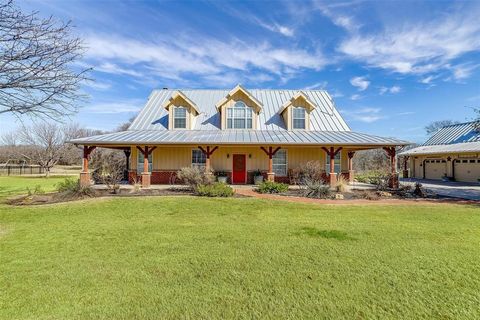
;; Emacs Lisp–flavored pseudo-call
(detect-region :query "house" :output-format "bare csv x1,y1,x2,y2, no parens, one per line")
70,85,408,187
399,121,480,182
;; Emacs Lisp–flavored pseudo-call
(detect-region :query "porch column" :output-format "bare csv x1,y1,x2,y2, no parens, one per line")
123,149,131,182
383,147,398,188
198,146,218,174
347,151,355,184
322,146,342,186
403,156,409,178
136,146,156,188
80,146,96,187
261,146,281,182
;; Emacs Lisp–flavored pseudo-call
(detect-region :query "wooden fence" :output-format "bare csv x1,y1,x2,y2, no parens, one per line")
0,165,44,176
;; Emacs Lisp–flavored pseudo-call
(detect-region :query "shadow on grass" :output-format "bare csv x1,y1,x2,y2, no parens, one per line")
298,227,356,241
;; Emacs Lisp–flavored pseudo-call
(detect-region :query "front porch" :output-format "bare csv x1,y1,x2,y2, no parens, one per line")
78,144,399,188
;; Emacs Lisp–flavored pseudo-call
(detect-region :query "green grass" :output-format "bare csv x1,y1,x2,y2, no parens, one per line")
0,177,479,319
0,176,69,200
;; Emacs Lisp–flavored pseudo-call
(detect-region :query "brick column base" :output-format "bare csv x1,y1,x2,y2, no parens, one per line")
329,173,337,186
389,173,399,189
79,172,91,187
267,172,275,182
348,170,355,184
402,169,409,178
141,172,151,188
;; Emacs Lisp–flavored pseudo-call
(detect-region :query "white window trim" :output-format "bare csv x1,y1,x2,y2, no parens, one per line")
173,106,188,130
273,149,288,176
325,152,341,174
226,100,253,129
292,107,306,130
137,151,153,174
191,148,206,169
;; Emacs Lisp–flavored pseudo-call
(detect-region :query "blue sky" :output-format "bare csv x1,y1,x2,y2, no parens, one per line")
2,0,480,143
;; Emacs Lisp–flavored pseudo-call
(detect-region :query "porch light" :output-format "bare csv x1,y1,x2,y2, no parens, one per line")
227,153,230,158
249,154,252,158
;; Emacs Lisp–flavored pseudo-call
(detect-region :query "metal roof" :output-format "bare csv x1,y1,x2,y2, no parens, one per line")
70,129,408,146
129,88,351,131
423,121,480,145
399,121,480,155
399,141,480,156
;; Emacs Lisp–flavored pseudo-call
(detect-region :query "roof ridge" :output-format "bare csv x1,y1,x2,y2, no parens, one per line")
152,88,328,92
442,120,480,128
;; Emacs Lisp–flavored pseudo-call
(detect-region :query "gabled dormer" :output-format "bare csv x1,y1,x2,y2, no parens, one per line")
278,91,316,130
215,85,263,130
163,90,200,130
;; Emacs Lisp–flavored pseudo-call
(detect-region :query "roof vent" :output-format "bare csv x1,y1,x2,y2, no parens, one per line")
162,87,168,90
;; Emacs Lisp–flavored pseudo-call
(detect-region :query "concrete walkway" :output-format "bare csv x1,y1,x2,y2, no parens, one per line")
400,178,480,201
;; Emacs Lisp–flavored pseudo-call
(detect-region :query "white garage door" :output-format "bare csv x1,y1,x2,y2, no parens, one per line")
454,159,480,183
425,159,447,180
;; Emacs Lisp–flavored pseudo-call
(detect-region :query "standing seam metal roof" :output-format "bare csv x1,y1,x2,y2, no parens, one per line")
128,89,350,132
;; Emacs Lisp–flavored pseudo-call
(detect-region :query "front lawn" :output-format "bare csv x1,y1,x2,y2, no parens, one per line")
0,175,69,200
0,180,479,319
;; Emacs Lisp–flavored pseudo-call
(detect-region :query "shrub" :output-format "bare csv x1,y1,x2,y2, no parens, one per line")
177,167,214,190
291,161,325,185
336,175,348,192
196,182,234,197
303,179,331,199
257,181,289,194
355,170,387,184
413,182,425,197
56,178,95,197
27,184,45,196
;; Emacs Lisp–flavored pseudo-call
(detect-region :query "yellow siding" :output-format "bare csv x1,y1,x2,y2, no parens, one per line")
128,145,352,173
220,90,259,130
167,95,197,130
280,98,312,130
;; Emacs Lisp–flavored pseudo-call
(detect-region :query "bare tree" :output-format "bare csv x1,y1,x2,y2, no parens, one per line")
114,115,136,132
425,120,459,135
91,150,125,193
0,0,90,119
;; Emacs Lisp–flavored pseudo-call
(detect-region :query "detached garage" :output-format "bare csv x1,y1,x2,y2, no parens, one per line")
400,121,480,183
425,159,447,180
454,159,480,183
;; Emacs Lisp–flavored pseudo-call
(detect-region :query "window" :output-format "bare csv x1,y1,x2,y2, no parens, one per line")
273,150,287,176
137,152,152,174
227,101,253,129
192,149,206,169
292,107,306,129
174,107,187,129
326,152,341,174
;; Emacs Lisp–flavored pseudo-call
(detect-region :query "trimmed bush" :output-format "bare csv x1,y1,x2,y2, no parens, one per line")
257,181,289,194
55,178,95,197
303,179,331,199
196,182,234,197
177,167,214,190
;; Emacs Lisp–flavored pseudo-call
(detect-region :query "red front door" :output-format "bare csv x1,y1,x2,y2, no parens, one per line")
232,154,246,184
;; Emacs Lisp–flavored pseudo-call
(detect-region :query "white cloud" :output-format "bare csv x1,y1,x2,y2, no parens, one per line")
350,76,370,91
342,107,383,122
338,9,480,80
379,85,401,94
450,63,479,80
83,80,112,91
83,99,144,114
84,34,326,85
257,21,295,37
420,75,436,84
350,94,362,100
303,81,328,90
314,1,360,32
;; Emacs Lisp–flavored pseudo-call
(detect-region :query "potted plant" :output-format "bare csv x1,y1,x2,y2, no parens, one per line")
253,169,264,185
216,171,228,184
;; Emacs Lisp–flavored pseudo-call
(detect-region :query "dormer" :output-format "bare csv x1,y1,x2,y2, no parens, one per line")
163,90,200,130
215,85,263,130
278,91,316,130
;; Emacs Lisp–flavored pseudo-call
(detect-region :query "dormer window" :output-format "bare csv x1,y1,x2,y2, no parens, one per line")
227,101,253,129
173,107,187,129
292,107,306,129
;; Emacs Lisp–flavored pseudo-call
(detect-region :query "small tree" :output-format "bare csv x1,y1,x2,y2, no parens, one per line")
94,152,125,194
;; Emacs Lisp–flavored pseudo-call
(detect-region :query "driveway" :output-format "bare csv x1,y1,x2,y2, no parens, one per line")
400,178,480,201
